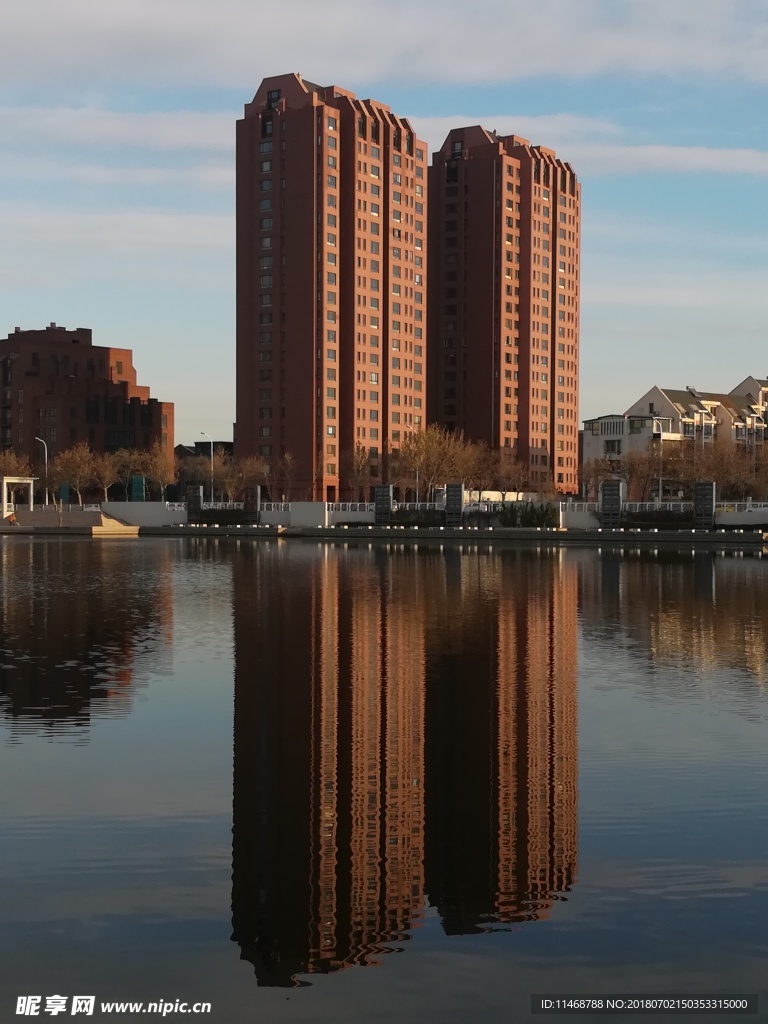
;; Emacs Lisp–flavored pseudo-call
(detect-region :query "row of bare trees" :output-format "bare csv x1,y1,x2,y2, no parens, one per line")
343,426,532,501
583,438,768,502
0,444,293,505
0,443,175,504
2,428,536,506
183,450,283,502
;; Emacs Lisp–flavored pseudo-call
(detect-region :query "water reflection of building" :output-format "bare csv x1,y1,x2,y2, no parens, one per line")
231,545,426,986
578,550,768,687
0,541,173,735
231,544,579,985
424,549,578,933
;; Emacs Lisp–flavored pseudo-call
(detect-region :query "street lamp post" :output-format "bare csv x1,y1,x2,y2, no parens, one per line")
201,432,214,504
34,436,48,506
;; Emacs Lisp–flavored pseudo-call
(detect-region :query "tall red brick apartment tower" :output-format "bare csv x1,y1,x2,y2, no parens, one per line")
236,74,428,500
428,128,580,493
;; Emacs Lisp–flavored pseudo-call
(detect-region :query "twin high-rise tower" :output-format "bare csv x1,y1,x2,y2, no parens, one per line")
236,73,581,498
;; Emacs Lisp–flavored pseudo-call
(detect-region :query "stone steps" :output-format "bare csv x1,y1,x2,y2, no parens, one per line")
1,509,139,537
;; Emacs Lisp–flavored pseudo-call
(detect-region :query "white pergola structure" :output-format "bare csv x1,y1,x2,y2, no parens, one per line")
2,476,36,516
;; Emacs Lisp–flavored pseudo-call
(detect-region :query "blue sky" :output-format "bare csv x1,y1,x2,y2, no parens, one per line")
2,0,768,441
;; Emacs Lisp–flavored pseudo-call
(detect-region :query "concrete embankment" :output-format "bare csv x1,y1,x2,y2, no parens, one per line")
3,517,764,549
137,524,768,550
0,510,139,537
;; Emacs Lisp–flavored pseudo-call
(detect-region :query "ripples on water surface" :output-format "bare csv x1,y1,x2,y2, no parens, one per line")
1,538,767,1022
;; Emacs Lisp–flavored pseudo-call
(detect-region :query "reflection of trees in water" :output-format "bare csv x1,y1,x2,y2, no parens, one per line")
578,550,768,688
0,541,173,733
231,544,579,987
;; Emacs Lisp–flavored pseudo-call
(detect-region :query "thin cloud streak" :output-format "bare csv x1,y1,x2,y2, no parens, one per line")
4,108,768,188
0,155,232,188
1,107,618,154
0,203,232,250
0,107,233,152
569,143,768,177
411,113,622,150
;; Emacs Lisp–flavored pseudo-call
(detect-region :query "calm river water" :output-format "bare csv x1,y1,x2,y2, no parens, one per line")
1,538,767,1023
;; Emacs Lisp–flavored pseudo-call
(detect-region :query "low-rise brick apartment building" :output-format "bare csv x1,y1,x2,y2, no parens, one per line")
1,323,173,462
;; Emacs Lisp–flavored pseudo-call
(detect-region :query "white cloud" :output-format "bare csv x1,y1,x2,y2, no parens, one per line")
0,107,233,152
0,202,231,250
410,113,621,156
5,106,767,189
0,154,232,189
568,143,768,177
2,0,768,89
414,117,768,176
585,212,768,257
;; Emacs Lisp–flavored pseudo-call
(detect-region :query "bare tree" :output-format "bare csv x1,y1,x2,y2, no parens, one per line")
0,449,33,506
144,442,176,501
420,425,462,500
50,443,95,505
471,441,497,503
612,449,655,501
236,454,269,500
210,448,237,499
581,457,615,501
395,432,422,499
496,448,528,502
0,450,32,477
343,443,370,501
453,436,477,492
115,449,149,501
276,451,296,500
91,451,120,501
